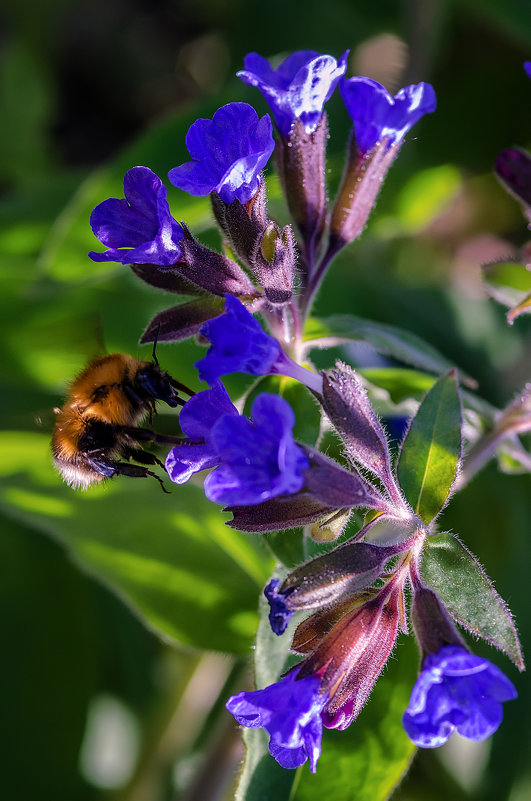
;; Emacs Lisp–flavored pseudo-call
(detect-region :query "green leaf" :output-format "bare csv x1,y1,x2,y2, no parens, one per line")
421,532,524,670
302,314,476,388
0,431,273,654
397,372,462,524
234,573,417,801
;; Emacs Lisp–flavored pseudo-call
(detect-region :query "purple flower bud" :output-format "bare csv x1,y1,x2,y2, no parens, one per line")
340,77,437,156
264,541,400,637
89,167,185,267
264,578,294,635
226,669,325,772
495,147,531,210
195,295,323,392
168,102,275,205
297,586,402,724
403,645,517,748
166,387,310,507
238,50,349,137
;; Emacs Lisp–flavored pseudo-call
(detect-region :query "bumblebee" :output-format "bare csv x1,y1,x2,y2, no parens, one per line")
52,350,192,492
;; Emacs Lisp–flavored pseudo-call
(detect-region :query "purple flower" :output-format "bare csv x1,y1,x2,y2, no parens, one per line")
403,645,517,748
524,61,531,80
340,77,437,156
166,386,310,506
264,578,294,635
195,295,323,393
195,294,281,384
168,102,274,205
165,382,238,484
89,167,184,267
238,50,349,137
226,669,325,772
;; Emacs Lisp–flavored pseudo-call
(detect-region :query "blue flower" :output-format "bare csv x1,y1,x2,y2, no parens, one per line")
340,77,437,156
195,295,323,393
168,102,274,205
195,295,282,384
525,61,531,80
166,386,310,506
264,578,294,635
165,382,238,484
204,393,310,506
238,50,349,137
402,645,517,748
226,669,325,772
89,167,184,267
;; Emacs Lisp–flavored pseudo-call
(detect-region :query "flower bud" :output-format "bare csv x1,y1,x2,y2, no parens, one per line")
264,541,398,635
254,222,297,305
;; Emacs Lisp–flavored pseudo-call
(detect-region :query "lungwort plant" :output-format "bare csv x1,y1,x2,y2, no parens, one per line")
57,48,531,800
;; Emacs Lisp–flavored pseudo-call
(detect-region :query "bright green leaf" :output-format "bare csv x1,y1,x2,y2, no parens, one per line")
397,372,462,523
421,532,523,670
0,431,273,654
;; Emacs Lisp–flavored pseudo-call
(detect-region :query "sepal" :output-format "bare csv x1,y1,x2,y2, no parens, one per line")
495,147,531,212
275,115,328,268
321,363,395,492
210,181,267,270
226,492,337,532
130,262,203,295
411,586,466,660
302,445,386,510
277,541,399,611
179,223,259,298
298,586,402,718
329,134,400,254
140,296,225,344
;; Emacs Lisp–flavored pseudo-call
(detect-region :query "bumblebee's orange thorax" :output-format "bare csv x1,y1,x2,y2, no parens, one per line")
68,354,148,426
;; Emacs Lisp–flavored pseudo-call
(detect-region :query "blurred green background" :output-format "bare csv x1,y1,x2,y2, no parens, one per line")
1,1,530,799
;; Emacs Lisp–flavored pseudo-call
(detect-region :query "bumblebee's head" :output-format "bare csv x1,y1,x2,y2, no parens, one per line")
136,363,181,407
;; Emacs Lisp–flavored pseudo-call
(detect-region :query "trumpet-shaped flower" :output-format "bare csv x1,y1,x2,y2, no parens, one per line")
166,385,309,506
238,50,348,137
403,645,517,748
168,102,274,204
340,77,436,155
89,167,184,266
226,669,325,772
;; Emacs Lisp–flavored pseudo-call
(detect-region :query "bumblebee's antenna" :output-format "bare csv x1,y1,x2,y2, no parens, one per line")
151,323,161,367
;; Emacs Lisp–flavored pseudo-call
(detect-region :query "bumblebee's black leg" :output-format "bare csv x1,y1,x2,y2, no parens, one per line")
86,455,170,493
122,445,165,470
122,426,188,445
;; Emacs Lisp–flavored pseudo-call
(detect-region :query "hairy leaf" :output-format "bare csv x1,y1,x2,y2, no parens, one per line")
397,372,462,523
421,532,523,670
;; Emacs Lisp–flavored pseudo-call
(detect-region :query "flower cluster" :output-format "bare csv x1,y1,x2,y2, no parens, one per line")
83,46,522,785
